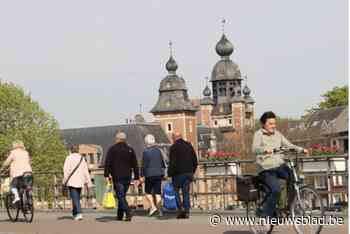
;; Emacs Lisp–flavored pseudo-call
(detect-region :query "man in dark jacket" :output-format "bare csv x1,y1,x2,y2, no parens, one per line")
104,132,140,221
168,132,198,219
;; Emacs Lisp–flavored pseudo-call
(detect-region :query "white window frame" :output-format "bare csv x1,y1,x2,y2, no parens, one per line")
315,176,327,189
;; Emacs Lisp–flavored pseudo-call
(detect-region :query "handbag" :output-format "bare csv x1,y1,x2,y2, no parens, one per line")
62,156,84,196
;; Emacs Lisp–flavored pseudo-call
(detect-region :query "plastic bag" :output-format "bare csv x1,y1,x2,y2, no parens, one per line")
163,182,177,210
102,181,116,209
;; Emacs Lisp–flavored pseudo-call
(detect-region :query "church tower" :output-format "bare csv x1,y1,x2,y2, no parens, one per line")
210,20,255,131
151,42,198,151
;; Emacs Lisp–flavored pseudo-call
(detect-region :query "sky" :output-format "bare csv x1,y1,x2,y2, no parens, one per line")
0,0,347,129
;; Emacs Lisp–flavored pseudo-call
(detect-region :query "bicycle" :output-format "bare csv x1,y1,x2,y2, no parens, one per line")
244,148,324,234
4,172,34,223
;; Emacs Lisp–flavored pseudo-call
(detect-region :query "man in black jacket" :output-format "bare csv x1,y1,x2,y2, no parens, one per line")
104,132,140,221
168,132,198,219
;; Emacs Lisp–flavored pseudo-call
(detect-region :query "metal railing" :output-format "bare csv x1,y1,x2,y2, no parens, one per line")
0,154,347,211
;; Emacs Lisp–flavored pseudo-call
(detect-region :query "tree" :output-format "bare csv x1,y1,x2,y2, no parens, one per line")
306,85,348,114
0,81,67,194
319,85,348,109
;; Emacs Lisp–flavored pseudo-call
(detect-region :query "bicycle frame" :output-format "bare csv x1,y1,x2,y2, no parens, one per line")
285,153,303,205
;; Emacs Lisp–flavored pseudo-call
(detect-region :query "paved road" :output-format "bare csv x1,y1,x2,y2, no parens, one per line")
0,211,347,234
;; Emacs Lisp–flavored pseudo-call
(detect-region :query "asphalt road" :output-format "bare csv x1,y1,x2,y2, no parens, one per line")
0,211,347,234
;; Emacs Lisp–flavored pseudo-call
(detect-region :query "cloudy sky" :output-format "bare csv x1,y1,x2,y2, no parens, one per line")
0,0,347,129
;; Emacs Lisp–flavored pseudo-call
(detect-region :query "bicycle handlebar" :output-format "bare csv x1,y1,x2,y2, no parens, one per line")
273,147,297,154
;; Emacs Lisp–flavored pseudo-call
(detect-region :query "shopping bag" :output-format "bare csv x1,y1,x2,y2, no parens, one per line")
102,181,116,209
163,182,177,210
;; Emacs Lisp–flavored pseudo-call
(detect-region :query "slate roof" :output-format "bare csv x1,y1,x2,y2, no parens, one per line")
61,123,171,167
211,33,242,82
305,106,346,129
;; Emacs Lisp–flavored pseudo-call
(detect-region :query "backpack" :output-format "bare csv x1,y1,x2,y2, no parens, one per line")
163,182,178,210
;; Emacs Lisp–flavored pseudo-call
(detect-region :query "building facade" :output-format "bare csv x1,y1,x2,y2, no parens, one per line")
151,52,198,152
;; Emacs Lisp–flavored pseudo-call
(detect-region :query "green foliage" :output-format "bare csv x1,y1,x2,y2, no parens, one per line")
319,86,348,109
0,81,67,185
306,85,348,115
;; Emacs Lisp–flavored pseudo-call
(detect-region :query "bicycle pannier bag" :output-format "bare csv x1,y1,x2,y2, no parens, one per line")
236,175,258,202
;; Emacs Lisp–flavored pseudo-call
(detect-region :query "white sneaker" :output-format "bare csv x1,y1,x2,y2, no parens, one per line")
74,214,83,221
149,207,157,216
12,197,20,204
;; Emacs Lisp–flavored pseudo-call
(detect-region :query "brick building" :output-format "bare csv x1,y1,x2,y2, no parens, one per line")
151,28,256,157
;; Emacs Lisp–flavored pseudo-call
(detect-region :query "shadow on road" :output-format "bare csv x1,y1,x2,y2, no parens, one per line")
223,231,251,234
95,216,118,223
0,218,26,223
57,216,73,220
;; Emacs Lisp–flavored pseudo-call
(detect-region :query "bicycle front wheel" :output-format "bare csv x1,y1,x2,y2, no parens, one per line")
22,191,34,223
290,186,324,234
5,193,19,222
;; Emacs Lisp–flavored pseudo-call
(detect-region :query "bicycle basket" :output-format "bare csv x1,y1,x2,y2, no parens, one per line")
236,175,258,202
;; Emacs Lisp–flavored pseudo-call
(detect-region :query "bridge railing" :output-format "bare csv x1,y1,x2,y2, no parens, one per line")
0,154,347,211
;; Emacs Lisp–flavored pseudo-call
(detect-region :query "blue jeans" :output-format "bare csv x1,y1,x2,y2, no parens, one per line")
260,164,293,217
69,187,82,216
172,174,193,212
113,177,131,216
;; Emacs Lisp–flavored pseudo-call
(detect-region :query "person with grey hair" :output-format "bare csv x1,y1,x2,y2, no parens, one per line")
140,134,166,217
1,141,33,204
104,131,140,222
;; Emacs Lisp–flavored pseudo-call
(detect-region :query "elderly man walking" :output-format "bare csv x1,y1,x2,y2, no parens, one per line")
104,132,140,221
168,132,198,219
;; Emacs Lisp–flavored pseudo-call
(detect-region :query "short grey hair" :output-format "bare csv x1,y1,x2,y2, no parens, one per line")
144,134,155,146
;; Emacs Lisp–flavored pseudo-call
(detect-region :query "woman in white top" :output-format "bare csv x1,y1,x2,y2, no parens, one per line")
1,140,32,204
63,145,92,221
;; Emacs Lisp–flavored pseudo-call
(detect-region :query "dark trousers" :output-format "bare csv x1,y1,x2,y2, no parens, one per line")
172,174,193,212
69,187,82,216
260,164,294,217
113,177,131,217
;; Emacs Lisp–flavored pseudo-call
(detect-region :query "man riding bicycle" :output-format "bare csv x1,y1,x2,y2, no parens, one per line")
0,141,33,204
252,111,308,218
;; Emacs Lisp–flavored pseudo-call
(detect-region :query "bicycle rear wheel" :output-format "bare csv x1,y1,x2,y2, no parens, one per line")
22,190,34,223
246,201,274,234
5,193,19,222
290,186,324,234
